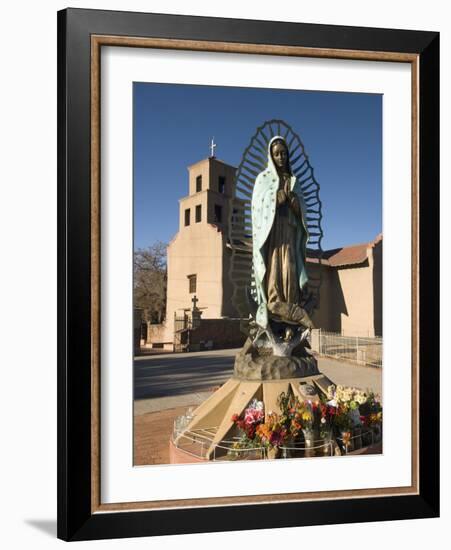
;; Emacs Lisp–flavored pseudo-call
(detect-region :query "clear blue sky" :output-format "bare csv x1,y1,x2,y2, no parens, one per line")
134,82,381,252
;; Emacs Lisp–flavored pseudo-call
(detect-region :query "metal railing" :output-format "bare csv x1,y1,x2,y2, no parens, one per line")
173,314,192,352
172,416,380,461
315,329,382,368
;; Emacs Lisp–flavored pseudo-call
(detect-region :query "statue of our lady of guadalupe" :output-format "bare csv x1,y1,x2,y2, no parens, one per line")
252,135,313,337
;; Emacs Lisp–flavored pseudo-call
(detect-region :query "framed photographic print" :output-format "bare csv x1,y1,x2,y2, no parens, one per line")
57,8,439,541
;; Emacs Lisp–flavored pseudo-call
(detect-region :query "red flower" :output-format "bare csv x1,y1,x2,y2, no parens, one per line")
235,419,245,431
269,430,285,447
246,425,256,439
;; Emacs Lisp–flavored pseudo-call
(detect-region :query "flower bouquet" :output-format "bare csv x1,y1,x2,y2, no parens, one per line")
326,385,382,452
278,392,336,457
229,399,290,459
228,385,382,460
228,399,266,459
255,412,288,459
277,392,312,457
359,391,383,444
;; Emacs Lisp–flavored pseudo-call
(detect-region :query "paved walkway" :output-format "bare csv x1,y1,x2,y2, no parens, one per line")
134,348,237,401
134,391,214,416
318,356,382,395
134,405,187,465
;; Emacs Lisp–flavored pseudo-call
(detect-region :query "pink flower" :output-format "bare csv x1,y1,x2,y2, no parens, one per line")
244,408,264,425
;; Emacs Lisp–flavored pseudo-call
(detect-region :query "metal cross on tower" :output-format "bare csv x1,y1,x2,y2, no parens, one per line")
209,137,216,158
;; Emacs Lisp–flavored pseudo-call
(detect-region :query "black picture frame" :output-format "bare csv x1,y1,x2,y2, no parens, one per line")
57,7,439,541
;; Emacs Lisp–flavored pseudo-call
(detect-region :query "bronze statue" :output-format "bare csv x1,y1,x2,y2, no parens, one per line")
229,120,322,372
251,135,313,348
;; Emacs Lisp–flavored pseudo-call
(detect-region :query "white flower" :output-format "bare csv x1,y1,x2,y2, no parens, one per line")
326,384,336,400
355,393,367,405
248,399,264,411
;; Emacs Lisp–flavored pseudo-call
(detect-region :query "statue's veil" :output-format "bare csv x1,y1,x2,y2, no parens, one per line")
228,120,323,335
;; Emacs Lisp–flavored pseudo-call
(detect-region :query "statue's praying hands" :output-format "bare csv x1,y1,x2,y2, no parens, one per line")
288,190,301,217
277,188,287,205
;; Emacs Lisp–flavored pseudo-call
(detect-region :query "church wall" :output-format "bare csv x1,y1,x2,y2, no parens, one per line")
178,190,209,230
221,243,240,318
336,260,375,337
166,223,225,327
206,191,230,227
209,161,236,195
146,323,171,347
308,262,331,330
309,262,346,333
205,161,236,229
188,160,210,196
187,319,246,350
310,256,381,337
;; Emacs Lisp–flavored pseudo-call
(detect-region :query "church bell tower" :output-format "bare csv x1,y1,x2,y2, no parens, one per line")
165,143,238,338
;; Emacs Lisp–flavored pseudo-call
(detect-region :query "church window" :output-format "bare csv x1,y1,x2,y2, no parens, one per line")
218,176,226,194
214,204,222,223
188,274,197,294
195,204,202,223
196,175,202,192
184,208,190,226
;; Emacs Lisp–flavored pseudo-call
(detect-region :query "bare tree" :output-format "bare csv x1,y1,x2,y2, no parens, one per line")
134,242,167,324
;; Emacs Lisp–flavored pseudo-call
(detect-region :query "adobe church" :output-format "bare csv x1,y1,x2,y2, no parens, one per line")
145,148,382,351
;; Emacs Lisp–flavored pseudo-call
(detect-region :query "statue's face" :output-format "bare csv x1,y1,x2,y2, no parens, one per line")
271,142,288,170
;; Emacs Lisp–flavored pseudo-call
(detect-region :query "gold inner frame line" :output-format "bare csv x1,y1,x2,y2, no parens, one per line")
90,34,420,514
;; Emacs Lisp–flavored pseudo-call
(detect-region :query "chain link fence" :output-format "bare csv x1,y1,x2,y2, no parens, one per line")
312,329,382,368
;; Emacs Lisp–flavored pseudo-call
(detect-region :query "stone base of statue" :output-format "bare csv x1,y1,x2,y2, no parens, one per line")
170,340,335,462
233,345,319,380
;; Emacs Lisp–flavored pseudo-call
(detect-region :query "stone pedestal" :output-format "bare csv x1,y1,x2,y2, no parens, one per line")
234,348,319,380
172,371,333,461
